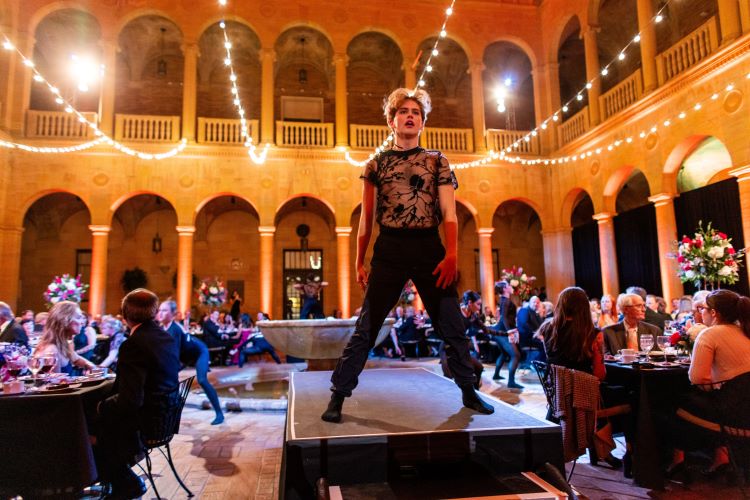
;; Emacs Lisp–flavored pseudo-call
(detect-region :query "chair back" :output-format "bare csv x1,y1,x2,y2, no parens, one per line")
715,371,750,438
532,360,558,423
140,376,194,450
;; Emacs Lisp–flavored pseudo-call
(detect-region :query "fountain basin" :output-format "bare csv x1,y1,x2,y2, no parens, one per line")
257,318,395,370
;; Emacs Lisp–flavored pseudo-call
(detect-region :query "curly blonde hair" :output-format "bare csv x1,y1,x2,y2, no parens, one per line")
383,88,432,126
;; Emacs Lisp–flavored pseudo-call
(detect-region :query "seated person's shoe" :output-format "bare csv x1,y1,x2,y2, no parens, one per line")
460,385,494,414
321,393,345,423
106,470,146,500
492,373,505,380
507,381,524,389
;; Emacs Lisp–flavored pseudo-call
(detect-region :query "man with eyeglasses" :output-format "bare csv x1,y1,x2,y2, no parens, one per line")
602,293,660,355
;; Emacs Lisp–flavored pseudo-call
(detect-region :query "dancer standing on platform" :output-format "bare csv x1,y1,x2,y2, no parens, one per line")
322,88,494,422
295,274,328,319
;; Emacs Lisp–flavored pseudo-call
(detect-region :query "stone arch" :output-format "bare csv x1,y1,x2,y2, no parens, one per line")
108,190,178,225
415,36,471,128
482,40,536,131
561,187,594,227
557,15,587,117
494,196,545,230
274,193,336,224
548,13,583,67
27,1,99,36
194,192,260,225
492,199,546,288
19,192,93,312
113,8,183,40
455,196,481,227
483,35,538,71
195,14,262,42
346,27,407,59
19,188,92,228
602,164,636,213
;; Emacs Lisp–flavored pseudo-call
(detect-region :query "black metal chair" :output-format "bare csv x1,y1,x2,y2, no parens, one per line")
532,360,557,423
137,376,195,499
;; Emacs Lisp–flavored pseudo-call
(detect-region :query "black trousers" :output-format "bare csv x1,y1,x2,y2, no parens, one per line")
330,227,476,397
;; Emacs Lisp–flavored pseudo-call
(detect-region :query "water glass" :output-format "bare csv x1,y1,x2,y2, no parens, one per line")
640,335,654,356
656,335,670,363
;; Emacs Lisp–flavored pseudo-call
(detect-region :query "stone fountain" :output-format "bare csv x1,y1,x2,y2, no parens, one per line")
257,318,395,370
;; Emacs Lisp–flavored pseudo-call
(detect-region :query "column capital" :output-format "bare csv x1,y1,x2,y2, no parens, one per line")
176,225,196,234
259,47,276,62
333,53,349,66
730,164,750,181
88,224,111,234
335,226,353,235
477,227,494,236
99,38,119,53
647,192,677,206
541,226,573,236
180,41,200,57
592,212,615,223
469,61,486,73
259,225,276,235
581,24,601,38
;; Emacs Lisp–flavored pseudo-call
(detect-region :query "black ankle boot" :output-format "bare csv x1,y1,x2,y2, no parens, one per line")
321,393,345,423
460,385,494,414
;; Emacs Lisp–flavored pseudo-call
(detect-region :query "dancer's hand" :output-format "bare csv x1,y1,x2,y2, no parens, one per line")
356,264,369,290
433,254,457,289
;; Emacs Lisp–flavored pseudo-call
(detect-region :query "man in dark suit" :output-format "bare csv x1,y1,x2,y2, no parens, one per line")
626,286,665,332
0,302,29,349
516,295,545,365
603,293,661,355
95,289,180,499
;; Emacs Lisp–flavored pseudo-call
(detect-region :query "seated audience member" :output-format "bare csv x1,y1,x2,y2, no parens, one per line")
602,293,660,355
0,302,29,348
590,298,601,325
685,290,710,340
34,311,48,333
489,280,522,389
74,314,98,361
20,318,34,340
598,294,618,329
94,289,180,499
159,300,224,425
542,301,554,319
236,317,282,366
668,290,750,477
675,295,694,321
377,308,403,359
98,316,127,369
440,291,485,390
202,310,225,348
397,306,426,358
626,286,664,331
219,314,238,338
516,295,546,364
541,287,632,472
460,292,490,357
34,301,95,375
646,294,673,327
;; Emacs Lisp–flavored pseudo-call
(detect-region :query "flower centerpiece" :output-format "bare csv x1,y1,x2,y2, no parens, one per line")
400,280,417,305
668,317,705,354
198,278,227,307
672,221,745,290
43,274,89,307
501,265,536,301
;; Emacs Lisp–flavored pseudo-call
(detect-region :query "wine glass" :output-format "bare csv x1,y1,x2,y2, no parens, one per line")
27,356,44,383
6,358,25,380
640,335,654,359
656,335,670,364
40,356,57,378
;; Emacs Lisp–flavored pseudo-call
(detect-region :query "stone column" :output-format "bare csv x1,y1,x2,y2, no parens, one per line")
181,41,199,142
4,31,34,134
88,225,110,317
404,63,416,91
593,212,620,297
336,227,352,317
636,0,659,93
98,39,118,136
541,227,575,303
0,226,24,310
648,193,683,306
469,61,486,153
740,0,750,34
176,226,195,316
531,63,560,153
477,228,495,311
718,0,743,43
582,26,602,126
730,166,750,290
259,48,276,144
334,54,349,148
259,226,275,315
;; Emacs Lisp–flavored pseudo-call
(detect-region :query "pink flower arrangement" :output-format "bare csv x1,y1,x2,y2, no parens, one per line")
672,221,745,289
501,265,536,301
43,274,88,307
198,278,226,307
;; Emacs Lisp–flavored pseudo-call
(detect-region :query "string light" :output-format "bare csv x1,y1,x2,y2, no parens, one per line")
217,10,270,164
0,32,187,159
453,0,676,169
345,0,456,167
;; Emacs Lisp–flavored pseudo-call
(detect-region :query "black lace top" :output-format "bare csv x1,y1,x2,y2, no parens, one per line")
361,147,458,228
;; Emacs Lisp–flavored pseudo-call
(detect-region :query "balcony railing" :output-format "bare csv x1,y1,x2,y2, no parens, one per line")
558,107,589,146
114,114,180,142
421,127,473,152
486,129,539,155
657,16,719,85
599,69,643,121
350,124,390,149
276,121,334,147
197,117,259,145
26,110,97,139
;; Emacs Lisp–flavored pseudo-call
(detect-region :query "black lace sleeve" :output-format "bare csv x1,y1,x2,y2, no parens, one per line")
360,157,379,187
435,152,458,190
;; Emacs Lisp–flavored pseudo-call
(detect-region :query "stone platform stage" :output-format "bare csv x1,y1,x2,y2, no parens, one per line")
280,368,564,499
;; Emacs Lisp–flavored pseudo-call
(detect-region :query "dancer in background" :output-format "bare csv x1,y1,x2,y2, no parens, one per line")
322,88,494,423
295,274,328,319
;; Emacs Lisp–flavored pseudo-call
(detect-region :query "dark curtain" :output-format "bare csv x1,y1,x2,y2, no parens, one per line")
614,204,662,295
674,178,749,296
572,220,603,299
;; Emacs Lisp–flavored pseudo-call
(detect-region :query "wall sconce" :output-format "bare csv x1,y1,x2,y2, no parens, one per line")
152,232,162,253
